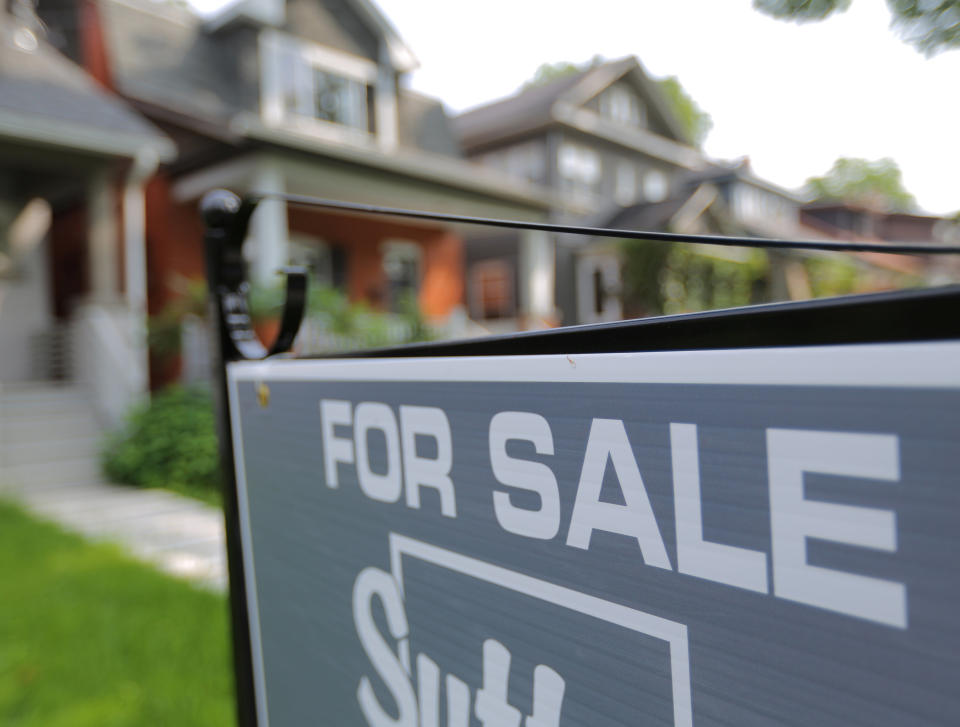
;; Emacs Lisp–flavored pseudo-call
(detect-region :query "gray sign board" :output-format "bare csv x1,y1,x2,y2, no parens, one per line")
227,342,960,726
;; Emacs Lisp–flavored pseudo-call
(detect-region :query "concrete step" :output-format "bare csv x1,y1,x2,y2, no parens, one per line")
1,412,101,442
0,391,95,417
0,455,103,488
0,382,87,401
0,434,103,465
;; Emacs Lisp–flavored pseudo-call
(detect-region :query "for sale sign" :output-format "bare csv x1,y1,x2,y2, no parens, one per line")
227,343,960,727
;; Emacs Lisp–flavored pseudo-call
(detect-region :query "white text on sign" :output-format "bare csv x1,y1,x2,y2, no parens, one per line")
321,399,906,628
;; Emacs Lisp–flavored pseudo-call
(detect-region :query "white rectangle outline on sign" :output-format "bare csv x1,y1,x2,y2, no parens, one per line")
389,532,693,727
226,342,960,727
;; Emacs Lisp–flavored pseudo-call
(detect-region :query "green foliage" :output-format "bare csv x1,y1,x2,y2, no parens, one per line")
661,246,770,313
655,76,713,147
754,0,960,55
888,0,960,56
620,240,769,316
147,277,209,358
0,501,234,726
803,256,861,297
304,284,434,348
805,157,916,211
102,387,221,503
522,56,604,89
395,290,435,343
753,0,851,22
619,240,674,316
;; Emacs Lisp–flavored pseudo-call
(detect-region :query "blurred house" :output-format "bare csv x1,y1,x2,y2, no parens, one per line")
0,1,174,424
801,200,960,287
455,58,944,325
453,56,711,327
802,201,958,246
18,0,549,410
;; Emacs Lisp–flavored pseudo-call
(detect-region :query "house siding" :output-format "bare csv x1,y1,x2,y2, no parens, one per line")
286,207,464,317
285,0,379,62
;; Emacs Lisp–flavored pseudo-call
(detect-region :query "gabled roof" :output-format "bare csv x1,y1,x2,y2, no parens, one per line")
205,0,417,71
693,159,807,204
453,56,694,154
0,19,173,160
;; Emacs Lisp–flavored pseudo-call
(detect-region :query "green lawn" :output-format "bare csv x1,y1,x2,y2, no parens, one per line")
0,501,236,727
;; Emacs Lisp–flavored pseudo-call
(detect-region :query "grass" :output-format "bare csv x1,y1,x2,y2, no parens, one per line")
0,501,236,727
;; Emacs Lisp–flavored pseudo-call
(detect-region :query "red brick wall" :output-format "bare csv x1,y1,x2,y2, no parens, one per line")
144,175,205,316
287,207,464,318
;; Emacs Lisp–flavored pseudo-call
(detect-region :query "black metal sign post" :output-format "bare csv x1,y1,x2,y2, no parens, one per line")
202,189,960,727
201,191,307,727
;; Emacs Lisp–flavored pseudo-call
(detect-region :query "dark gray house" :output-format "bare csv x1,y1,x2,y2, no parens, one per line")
453,56,709,327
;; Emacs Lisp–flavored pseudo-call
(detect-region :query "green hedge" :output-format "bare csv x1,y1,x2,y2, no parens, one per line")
102,387,221,502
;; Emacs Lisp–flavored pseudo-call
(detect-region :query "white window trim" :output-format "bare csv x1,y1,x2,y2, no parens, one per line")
260,30,378,135
381,240,422,282
288,232,333,287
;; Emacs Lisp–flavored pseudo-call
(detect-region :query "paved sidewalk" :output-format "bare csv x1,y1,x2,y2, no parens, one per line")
2,478,229,590
0,382,228,591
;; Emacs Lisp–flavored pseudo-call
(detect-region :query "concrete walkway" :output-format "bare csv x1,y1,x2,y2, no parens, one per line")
0,383,228,591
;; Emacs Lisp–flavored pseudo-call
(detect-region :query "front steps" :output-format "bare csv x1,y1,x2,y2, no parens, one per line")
0,382,227,590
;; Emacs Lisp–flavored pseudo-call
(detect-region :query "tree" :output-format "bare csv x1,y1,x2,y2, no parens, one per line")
522,59,712,147
753,0,960,56
655,76,713,147
522,56,604,89
805,157,916,211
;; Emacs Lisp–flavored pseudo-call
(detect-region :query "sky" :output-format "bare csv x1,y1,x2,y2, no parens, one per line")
191,0,960,214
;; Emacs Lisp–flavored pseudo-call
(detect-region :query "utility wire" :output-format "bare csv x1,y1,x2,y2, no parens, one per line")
251,192,960,256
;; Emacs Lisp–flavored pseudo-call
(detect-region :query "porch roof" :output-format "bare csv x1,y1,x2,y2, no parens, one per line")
0,28,174,161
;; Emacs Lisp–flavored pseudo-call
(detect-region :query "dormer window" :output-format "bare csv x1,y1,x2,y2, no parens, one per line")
261,30,377,136
599,86,645,128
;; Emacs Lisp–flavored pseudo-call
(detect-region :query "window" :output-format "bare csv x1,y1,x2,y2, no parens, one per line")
469,260,514,320
480,142,546,184
288,233,337,286
733,184,797,226
615,162,637,206
643,170,669,203
262,31,376,134
382,241,421,312
599,86,645,128
558,142,601,203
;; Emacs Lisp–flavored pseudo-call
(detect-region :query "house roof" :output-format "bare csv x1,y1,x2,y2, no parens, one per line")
97,0,449,158
453,56,705,171
693,159,807,204
453,67,592,150
0,19,173,160
397,90,462,158
204,0,417,72
100,0,250,124
85,0,550,212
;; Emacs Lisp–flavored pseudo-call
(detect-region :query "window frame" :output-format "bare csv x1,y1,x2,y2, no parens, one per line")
260,30,378,139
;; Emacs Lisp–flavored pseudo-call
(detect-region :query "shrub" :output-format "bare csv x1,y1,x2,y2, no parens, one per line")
102,386,221,500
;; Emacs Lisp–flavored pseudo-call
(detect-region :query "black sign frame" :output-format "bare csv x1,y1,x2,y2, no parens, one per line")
200,190,960,727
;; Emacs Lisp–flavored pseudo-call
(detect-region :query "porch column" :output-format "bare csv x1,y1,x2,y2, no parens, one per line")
249,162,288,285
122,152,156,396
518,228,556,329
87,170,119,302
375,41,398,152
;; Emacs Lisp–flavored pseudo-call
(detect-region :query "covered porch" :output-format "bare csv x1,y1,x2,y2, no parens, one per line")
0,25,173,424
